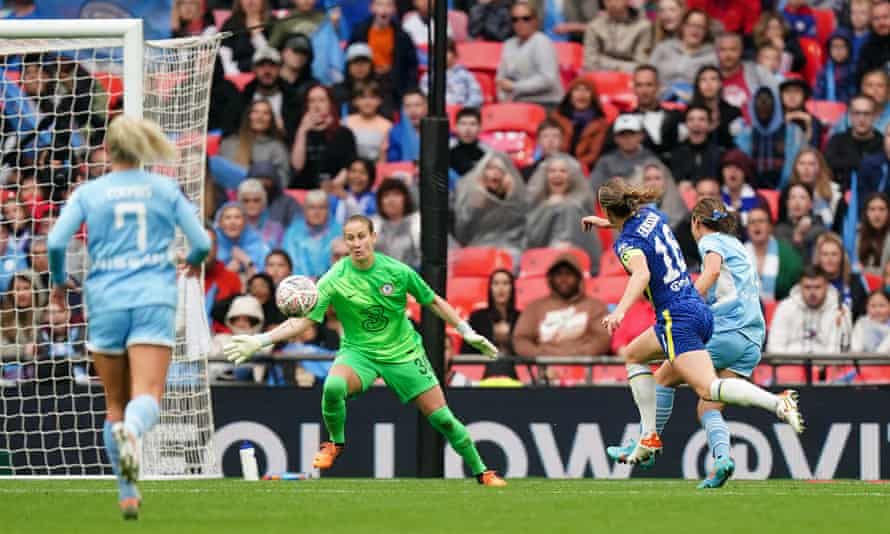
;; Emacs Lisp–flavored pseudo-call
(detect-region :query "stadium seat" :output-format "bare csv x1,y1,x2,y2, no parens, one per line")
757,188,780,222
3,69,20,83
206,132,222,156
798,37,824,87
587,275,629,305
226,72,256,92
406,296,421,323
375,161,416,188
448,10,469,42
519,247,591,278
480,103,547,136
586,71,635,111
285,189,308,205
93,71,123,110
450,246,514,277
592,365,628,384
213,9,231,29
456,41,503,73
554,42,583,88
515,276,551,310
471,70,496,104
479,131,537,167
863,272,882,291
446,276,489,317
447,104,461,131
813,8,835,45
599,251,626,277
855,366,890,384
806,100,847,126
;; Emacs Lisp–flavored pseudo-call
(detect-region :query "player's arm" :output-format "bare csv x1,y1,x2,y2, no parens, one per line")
426,295,499,358
603,252,649,335
174,192,211,267
46,192,86,304
223,317,315,364
695,251,723,297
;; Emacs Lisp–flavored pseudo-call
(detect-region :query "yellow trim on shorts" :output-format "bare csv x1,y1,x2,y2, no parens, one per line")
662,309,676,361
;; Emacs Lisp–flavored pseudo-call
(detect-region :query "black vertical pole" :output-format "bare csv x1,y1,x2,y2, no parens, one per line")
416,0,449,478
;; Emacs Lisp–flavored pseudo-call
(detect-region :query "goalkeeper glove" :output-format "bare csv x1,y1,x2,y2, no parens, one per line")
224,334,271,365
457,321,498,359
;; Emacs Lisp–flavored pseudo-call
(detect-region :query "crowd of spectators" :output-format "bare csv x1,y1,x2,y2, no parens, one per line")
3,0,890,388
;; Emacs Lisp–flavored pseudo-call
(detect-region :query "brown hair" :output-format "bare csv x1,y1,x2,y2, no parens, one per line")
858,193,890,269
692,197,737,234
753,10,788,49
813,232,851,283
344,214,375,234
789,148,834,202
234,99,285,166
597,177,660,219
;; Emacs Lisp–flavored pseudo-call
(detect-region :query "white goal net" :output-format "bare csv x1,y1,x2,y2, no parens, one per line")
0,21,221,478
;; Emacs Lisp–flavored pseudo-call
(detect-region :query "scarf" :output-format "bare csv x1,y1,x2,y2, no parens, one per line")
748,237,779,300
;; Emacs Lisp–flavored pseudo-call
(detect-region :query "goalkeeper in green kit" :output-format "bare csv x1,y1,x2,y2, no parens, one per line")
224,215,507,486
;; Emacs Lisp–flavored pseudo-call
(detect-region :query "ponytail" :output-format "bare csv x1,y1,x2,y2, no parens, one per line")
692,197,737,235
106,115,176,165
597,177,660,218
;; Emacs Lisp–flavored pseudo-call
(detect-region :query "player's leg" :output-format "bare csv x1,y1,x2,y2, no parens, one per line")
315,352,374,469
695,369,736,489
413,385,506,487
120,344,171,482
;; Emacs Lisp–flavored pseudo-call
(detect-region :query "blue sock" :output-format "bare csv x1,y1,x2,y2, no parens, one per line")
103,421,138,500
123,395,160,438
701,409,731,459
655,385,674,435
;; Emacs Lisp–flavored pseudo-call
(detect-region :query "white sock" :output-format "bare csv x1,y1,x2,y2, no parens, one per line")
626,364,657,435
710,378,779,413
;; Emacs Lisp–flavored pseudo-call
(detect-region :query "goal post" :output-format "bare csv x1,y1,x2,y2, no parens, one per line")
0,19,221,479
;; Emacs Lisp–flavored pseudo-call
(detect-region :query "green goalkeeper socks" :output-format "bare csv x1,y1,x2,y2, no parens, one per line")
321,375,348,444
428,406,487,476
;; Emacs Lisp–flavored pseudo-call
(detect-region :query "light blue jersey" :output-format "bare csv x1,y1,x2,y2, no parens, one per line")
47,169,210,316
697,232,766,347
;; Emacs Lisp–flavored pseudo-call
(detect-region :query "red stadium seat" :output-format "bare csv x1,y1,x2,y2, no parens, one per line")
519,247,591,278
681,187,697,210
3,69,20,83
471,70,496,104
480,103,547,136
515,276,551,310
757,188,780,222
375,161,416,189
586,71,635,111
798,37,824,87
93,71,123,110
456,42,503,73
406,296,421,323
855,366,890,384
592,365,628,384
599,251,626,277
762,299,778,328
554,42,583,88
206,132,222,156
864,272,882,291
478,131,537,167
285,189,308,205
226,72,255,92
446,277,489,318
447,104,461,131
450,246,514,277
587,275,629,305
813,8,835,45
448,10,469,42
806,100,847,126
213,9,231,29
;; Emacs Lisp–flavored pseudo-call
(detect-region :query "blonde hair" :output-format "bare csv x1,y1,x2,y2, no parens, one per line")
753,11,788,49
106,115,176,165
813,232,851,283
654,0,686,44
790,148,834,202
598,177,660,219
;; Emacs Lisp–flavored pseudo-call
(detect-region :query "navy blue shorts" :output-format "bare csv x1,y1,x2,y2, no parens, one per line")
654,301,713,360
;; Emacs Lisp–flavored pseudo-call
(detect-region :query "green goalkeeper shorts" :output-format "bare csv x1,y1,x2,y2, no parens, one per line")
335,346,439,404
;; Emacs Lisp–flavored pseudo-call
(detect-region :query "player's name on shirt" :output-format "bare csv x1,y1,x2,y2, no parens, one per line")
91,252,170,272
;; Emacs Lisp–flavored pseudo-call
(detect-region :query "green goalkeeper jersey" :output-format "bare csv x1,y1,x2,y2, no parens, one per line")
306,253,436,363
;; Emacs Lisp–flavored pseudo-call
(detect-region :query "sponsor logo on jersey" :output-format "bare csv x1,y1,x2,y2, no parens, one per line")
380,283,394,296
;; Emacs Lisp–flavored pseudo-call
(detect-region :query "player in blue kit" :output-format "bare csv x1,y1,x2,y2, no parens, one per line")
47,116,210,519
582,179,803,466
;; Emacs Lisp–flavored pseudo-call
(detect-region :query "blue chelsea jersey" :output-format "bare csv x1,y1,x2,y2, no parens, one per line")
698,232,766,344
48,169,210,316
613,207,700,315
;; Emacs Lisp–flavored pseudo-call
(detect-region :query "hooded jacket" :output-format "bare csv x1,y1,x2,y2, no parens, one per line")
583,7,652,72
551,78,609,168
814,30,858,104
766,282,852,354
512,253,611,357
735,86,804,190
224,295,265,334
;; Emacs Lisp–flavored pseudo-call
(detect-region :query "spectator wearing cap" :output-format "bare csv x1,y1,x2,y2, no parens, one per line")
780,75,823,148
716,33,778,123
238,178,284,248
720,149,766,227
268,0,325,48
857,0,890,82
582,0,652,73
814,29,858,105
220,0,272,75
590,114,659,192
282,189,342,278
333,42,395,119
735,86,805,190
669,104,724,189
825,94,884,190
348,0,418,103
278,33,319,102
469,0,512,42
245,161,302,228
242,46,302,143
495,2,563,107
219,99,291,189
419,39,483,109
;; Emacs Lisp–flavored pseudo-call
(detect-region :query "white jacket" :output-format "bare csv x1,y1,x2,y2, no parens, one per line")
766,283,852,354
850,316,890,353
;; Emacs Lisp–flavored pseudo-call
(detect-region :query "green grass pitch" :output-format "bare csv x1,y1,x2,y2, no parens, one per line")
1,479,888,533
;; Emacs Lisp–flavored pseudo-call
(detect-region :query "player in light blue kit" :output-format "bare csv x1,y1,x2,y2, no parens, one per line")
47,116,210,519
582,179,803,466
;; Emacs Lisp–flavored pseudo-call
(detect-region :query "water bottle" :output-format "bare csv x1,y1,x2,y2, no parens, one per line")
239,441,259,481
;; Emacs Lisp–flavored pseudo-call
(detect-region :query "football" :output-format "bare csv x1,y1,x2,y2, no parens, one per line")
275,275,318,317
